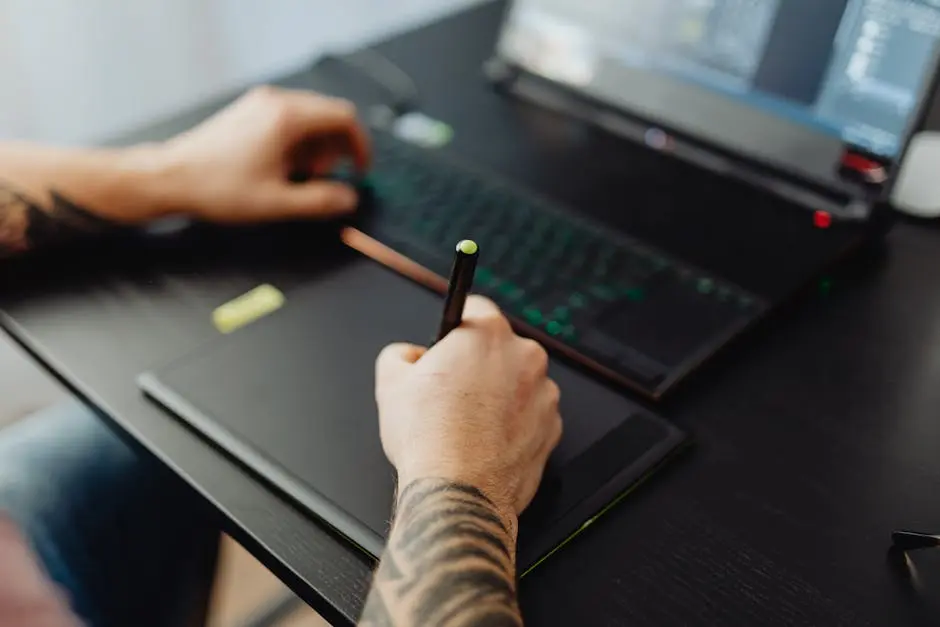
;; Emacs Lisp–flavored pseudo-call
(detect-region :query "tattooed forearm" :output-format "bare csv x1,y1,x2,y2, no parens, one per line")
360,479,522,627
0,183,117,258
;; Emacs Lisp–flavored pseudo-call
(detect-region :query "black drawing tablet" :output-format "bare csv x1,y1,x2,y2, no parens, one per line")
138,257,687,572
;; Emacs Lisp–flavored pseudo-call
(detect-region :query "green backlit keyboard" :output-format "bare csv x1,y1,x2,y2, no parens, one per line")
353,132,765,396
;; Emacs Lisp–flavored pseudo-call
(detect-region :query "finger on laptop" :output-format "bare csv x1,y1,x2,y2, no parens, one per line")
281,92,372,172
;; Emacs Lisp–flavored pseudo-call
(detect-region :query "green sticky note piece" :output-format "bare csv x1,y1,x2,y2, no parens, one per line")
212,284,285,334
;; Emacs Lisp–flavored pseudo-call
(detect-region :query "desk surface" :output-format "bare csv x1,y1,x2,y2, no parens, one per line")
5,2,940,625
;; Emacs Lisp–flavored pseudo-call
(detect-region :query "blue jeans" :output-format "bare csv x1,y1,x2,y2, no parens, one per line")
0,402,219,627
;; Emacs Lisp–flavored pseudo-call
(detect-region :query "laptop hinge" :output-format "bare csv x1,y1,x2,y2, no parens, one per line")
485,58,882,223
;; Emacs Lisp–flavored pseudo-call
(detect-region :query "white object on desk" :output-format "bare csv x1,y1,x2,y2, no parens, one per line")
892,132,940,218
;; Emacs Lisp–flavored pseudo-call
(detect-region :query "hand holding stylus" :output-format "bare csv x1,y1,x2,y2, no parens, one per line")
375,294,562,519
366,243,562,627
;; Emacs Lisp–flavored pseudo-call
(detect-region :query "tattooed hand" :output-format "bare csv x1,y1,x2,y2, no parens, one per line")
376,296,563,519
0,86,370,257
363,296,563,626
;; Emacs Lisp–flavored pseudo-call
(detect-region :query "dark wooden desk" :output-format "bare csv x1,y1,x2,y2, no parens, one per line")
5,2,940,625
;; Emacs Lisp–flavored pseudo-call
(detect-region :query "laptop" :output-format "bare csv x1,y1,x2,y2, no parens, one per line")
342,0,940,399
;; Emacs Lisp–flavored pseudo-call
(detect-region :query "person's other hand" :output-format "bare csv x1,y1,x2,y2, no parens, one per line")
375,296,563,526
161,86,370,223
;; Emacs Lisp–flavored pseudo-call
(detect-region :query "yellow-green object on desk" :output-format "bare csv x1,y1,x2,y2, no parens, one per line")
212,284,285,334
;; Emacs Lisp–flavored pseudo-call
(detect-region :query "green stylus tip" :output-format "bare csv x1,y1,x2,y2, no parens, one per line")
457,239,479,255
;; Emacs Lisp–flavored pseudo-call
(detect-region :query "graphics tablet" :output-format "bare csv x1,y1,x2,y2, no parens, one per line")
138,258,687,572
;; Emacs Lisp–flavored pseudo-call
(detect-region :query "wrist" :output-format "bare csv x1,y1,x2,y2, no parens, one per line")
396,469,519,541
0,141,186,225
103,143,189,223
34,143,191,225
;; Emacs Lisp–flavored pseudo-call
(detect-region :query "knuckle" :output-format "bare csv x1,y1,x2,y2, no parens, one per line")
546,379,561,406
483,311,511,333
465,295,500,318
552,414,563,446
463,296,512,335
332,98,357,119
248,87,293,127
248,84,279,102
270,100,294,129
522,339,549,370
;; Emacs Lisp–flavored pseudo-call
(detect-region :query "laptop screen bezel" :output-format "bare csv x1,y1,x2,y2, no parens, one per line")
491,1,940,199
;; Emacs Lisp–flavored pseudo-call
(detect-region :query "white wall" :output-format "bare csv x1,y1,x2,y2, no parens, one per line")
0,0,482,144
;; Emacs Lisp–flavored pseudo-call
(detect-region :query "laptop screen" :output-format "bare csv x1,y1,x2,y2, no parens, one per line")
496,0,940,189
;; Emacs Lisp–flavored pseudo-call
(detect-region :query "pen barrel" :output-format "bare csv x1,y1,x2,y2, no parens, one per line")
892,530,940,551
435,250,478,343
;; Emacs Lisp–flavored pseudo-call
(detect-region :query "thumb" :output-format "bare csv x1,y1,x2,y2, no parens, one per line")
376,342,426,384
275,180,359,219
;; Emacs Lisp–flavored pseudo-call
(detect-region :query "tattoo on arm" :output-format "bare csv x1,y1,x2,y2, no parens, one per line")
0,183,117,258
360,478,522,627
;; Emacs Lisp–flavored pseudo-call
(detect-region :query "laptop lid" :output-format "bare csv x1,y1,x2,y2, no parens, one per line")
493,0,940,202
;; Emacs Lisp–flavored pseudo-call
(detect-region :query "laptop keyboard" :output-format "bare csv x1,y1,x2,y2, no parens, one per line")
352,132,765,395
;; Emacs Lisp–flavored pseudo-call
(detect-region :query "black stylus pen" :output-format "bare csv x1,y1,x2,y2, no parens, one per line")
893,530,940,551
433,239,479,346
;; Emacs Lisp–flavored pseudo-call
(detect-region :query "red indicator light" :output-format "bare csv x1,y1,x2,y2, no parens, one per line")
840,152,888,184
814,211,832,229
